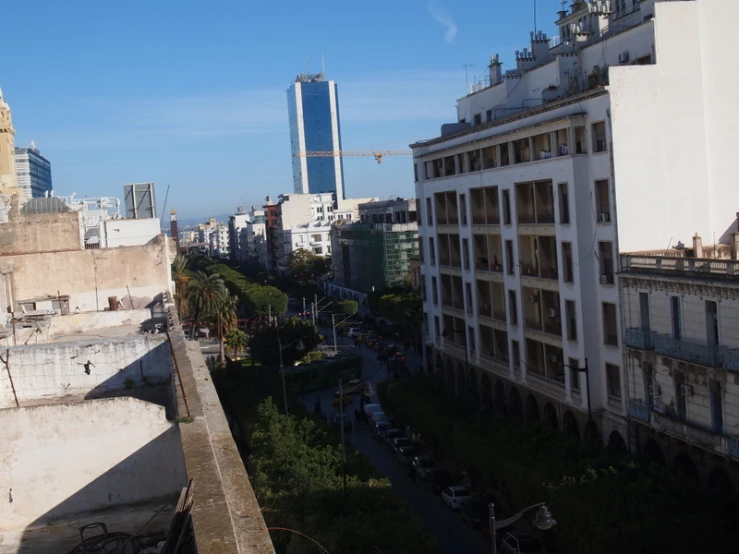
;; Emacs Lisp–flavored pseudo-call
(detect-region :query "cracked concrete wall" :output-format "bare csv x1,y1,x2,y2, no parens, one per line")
0,397,186,531
0,335,172,408
0,211,83,256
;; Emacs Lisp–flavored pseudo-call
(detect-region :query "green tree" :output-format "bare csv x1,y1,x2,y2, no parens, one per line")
186,271,227,340
287,249,331,285
224,328,248,359
334,299,358,314
171,254,191,318
211,294,237,365
250,317,321,367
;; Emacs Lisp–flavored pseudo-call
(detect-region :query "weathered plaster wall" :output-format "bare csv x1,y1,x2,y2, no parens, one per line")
0,211,82,255
6,235,173,312
0,335,172,408
0,397,186,530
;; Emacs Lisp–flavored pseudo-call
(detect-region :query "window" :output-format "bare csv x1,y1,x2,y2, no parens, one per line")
710,380,723,433
432,277,439,305
562,242,574,282
644,362,654,406
502,190,512,224
569,358,580,392
670,296,682,340
457,153,466,174
468,326,476,352
434,316,441,342
462,238,470,269
460,194,468,226
426,198,433,226
468,150,481,171
512,340,521,369
639,292,650,331
574,126,587,154
465,282,473,313
508,290,518,325
595,180,610,222
429,237,436,266
606,364,621,399
482,146,497,169
565,300,577,340
598,242,614,284
443,155,456,176
558,183,570,224
675,372,686,421
592,122,607,152
602,302,618,346
505,240,515,275
706,300,719,346
474,113,482,125
486,109,493,122
413,163,418,182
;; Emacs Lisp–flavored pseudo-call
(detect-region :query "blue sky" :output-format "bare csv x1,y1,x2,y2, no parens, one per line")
3,0,562,220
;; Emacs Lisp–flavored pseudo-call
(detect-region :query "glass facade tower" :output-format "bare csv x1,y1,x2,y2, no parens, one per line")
15,143,52,199
287,73,345,200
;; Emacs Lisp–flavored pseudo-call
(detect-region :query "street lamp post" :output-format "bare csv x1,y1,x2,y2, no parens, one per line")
559,358,592,426
277,338,305,416
488,502,557,554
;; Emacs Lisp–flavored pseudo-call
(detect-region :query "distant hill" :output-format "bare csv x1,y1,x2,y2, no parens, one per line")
177,213,233,227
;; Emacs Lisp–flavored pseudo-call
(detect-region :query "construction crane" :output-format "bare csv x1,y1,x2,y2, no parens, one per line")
296,150,412,165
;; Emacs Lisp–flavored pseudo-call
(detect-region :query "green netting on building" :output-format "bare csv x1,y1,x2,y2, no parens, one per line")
333,223,418,294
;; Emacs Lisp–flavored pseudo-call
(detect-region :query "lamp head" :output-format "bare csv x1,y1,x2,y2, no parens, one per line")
532,505,557,531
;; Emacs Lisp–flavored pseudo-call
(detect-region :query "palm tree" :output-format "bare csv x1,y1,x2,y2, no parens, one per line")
171,254,191,318
212,294,238,365
186,271,226,340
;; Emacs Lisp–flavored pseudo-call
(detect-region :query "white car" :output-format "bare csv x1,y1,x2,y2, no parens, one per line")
440,486,471,510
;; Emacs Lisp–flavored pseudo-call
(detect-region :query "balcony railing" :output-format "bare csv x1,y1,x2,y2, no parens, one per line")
624,328,655,350
651,410,724,451
729,437,739,459
724,349,739,372
628,399,650,423
654,334,727,367
621,255,739,279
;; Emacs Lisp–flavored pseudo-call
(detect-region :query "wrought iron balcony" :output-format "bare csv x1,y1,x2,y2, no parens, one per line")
724,349,739,372
628,399,650,423
624,328,655,350
654,334,726,367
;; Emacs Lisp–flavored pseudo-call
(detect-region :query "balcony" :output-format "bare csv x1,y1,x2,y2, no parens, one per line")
654,334,726,367
724,349,739,372
628,399,650,423
624,328,655,350
651,410,724,452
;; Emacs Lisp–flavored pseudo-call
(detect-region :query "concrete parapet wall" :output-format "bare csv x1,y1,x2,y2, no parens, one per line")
0,335,172,408
0,397,186,531
0,211,83,255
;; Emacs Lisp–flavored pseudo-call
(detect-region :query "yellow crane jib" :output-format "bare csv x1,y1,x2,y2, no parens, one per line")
297,150,412,165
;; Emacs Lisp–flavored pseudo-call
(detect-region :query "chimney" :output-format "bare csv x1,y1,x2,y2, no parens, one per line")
692,233,703,258
488,54,502,86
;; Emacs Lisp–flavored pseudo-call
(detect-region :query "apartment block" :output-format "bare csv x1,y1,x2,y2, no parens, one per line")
621,237,739,494
413,0,738,447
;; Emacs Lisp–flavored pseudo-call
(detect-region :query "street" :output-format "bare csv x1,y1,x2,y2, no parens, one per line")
301,326,490,554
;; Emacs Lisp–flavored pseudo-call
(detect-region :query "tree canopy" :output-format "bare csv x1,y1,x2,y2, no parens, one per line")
287,249,332,285
209,263,288,317
249,317,322,367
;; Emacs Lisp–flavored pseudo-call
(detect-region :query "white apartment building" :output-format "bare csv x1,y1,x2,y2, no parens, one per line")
413,0,738,448
209,225,229,258
228,207,268,264
283,220,333,259
620,237,739,498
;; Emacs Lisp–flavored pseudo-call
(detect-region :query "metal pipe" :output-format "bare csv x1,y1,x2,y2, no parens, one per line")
489,502,497,554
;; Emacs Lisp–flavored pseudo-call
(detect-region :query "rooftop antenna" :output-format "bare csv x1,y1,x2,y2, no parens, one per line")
306,53,310,73
321,51,325,74
463,63,474,91
534,0,538,36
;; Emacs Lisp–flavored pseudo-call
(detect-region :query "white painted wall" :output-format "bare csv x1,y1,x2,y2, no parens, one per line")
0,397,186,530
610,0,739,252
0,336,172,408
104,218,162,247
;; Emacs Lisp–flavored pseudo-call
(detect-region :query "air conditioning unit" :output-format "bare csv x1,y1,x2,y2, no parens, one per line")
598,212,611,223
649,384,661,397
528,294,539,304
548,308,559,318
681,384,694,397
618,51,630,64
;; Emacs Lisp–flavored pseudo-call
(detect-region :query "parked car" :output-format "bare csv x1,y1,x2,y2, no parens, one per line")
500,532,546,554
331,413,352,432
441,486,471,510
370,411,390,424
363,403,383,418
396,445,417,466
411,455,436,480
332,391,353,408
383,428,404,446
461,496,489,528
428,468,453,495
347,327,363,337
390,437,412,455
372,421,390,440
344,379,364,395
